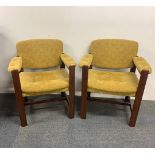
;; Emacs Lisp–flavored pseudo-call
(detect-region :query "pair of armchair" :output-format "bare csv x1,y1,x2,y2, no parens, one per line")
8,39,152,127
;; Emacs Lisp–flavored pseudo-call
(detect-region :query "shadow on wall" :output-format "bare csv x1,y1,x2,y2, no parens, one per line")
0,31,15,93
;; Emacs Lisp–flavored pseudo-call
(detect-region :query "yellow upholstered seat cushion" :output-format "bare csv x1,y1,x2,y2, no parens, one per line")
88,69,139,96
19,69,69,94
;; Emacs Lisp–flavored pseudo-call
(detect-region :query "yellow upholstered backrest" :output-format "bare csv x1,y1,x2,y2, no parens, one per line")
16,39,63,69
90,39,138,69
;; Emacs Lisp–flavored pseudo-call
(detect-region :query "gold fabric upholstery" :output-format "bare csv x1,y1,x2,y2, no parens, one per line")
8,39,76,126
8,57,22,72
16,39,63,69
133,57,152,74
80,39,152,126
90,39,138,69
79,54,93,67
8,39,76,97
61,53,76,68
88,69,139,96
19,69,69,95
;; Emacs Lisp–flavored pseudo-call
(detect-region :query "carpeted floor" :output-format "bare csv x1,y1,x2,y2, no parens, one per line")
0,93,155,148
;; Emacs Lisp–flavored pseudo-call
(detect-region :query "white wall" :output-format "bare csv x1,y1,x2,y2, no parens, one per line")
0,6,155,100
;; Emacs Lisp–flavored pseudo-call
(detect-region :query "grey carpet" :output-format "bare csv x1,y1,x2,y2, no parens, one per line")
0,94,155,148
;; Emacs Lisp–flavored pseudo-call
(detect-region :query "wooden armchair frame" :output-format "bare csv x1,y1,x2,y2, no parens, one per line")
11,61,75,127
80,63,149,127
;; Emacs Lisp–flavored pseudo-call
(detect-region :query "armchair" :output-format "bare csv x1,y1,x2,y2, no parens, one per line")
8,39,76,127
80,39,152,127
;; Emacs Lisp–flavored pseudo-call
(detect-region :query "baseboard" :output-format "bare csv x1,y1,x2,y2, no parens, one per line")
0,90,155,102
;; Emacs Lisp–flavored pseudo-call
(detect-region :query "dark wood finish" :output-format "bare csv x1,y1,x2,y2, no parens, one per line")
11,61,75,126
80,61,149,126
60,61,65,69
11,70,27,127
61,60,76,118
125,96,130,103
21,68,24,72
61,92,66,97
80,66,88,119
87,92,91,98
11,52,75,126
129,70,149,127
24,97,28,102
88,97,131,107
130,65,136,72
68,65,75,118
24,96,66,106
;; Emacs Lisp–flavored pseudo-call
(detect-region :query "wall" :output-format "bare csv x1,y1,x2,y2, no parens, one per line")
0,6,155,100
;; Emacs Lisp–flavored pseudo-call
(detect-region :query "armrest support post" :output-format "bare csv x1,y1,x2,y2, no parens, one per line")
80,66,89,119
68,65,75,118
11,70,27,127
129,70,149,127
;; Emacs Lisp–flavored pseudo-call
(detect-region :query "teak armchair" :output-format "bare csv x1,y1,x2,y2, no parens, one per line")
8,39,76,127
80,39,152,127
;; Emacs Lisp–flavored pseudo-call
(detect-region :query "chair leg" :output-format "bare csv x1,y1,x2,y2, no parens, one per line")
68,66,75,118
24,97,28,102
80,66,88,119
12,70,27,127
16,96,27,127
61,92,66,97
80,90,88,119
129,96,142,127
129,70,149,127
87,92,91,98
125,96,130,103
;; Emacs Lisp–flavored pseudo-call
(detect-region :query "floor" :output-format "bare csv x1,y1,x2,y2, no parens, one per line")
0,93,155,148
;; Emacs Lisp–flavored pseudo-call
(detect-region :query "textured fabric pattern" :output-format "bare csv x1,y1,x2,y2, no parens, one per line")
16,39,63,69
19,69,69,94
60,53,76,68
88,69,139,96
79,54,93,67
90,39,138,69
133,57,152,74
8,57,22,72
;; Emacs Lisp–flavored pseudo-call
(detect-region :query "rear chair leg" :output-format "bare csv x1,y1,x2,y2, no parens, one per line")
87,92,91,98
16,96,27,127
61,92,66,97
125,96,130,103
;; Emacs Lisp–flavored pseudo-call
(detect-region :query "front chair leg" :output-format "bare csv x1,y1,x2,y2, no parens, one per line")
80,66,88,119
12,70,27,127
68,66,75,118
16,96,27,127
129,70,149,127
